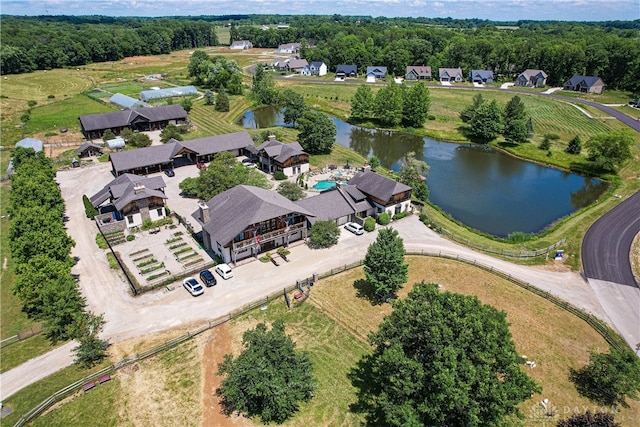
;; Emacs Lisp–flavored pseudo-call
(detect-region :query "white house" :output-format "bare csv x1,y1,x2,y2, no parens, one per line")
301,61,327,77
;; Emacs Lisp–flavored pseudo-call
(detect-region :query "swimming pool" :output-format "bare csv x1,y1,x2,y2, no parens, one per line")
313,180,348,190
313,180,337,190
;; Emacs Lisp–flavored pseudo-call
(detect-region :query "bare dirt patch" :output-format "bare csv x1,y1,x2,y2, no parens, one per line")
201,323,253,427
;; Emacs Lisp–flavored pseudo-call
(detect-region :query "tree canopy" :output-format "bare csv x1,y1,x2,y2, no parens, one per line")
276,180,305,201
350,85,375,121
279,88,308,126
398,151,429,202
187,51,242,91
218,320,315,424
569,347,640,408
297,111,336,155
467,99,504,142
178,152,271,199
363,227,408,299
585,130,635,172
308,220,340,249
351,282,539,426
557,411,620,427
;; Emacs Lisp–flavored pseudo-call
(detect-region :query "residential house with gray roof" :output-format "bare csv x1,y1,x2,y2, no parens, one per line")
469,70,494,84
515,69,547,88
347,170,412,215
295,184,375,226
256,136,309,177
90,174,167,229
79,105,187,140
109,131,253,176
192,185,314,264
405,66,432,80
438,67,464,82
336,64,357,79
563,75,606,94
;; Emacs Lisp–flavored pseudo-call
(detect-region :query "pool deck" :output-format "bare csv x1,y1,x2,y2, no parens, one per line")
304,166,360,194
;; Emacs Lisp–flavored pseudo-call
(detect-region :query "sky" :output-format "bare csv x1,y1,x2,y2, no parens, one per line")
1,0,638,22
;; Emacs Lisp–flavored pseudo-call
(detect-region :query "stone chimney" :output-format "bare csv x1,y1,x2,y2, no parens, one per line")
268,134,276,141
198,200,210,223
133,183,145,194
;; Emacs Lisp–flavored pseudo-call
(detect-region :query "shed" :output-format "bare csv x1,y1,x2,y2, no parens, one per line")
77,142,103,158
106,137,125,150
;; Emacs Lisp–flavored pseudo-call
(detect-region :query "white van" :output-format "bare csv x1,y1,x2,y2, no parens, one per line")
215,263,233,279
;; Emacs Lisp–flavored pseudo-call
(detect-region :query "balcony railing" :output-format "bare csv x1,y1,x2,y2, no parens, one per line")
233,222,305,250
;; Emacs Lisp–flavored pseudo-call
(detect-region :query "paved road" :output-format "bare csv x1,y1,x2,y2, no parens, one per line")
582,191,640,286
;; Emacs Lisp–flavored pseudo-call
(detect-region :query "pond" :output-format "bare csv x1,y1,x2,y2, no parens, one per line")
241,106,608,237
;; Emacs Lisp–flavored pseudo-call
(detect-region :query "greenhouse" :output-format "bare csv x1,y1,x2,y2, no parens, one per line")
110,93,149,109
139,85,199,101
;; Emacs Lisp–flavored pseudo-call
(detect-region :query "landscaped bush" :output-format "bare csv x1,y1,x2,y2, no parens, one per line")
393,211,407,220
83,195,98,219
126,234,135,241
364,217,376,232
95,233,108,249
260,252,272,263
274,171,287,180
106,253,118,269
377,212,391,225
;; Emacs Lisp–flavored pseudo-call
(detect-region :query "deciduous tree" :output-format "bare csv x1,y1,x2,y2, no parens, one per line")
570,348,640,408
215,90,230,112
557,411,620,427
279,88,307,126
160,124,183,143
350,85,375,121
276,180,305,201
459,93,485,123
308,220,340,249
363,227,408,298
374,83,403,127
402,82,431,128
351,282,540,426
398,151,429,202
585,130,634,172
218,321,315,424
297,110,336,155
468,99,503,142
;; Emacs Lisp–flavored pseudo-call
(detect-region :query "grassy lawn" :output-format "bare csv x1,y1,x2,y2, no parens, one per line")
551,89,637,105
0,359,113,426
215,26,231,45
23,257,640,426
99,80,174,97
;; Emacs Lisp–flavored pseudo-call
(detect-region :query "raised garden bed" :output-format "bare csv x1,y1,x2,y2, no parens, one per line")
177,252,198,262
168,242,188,250
132,253,154,263
183,257,204,268
148,270,171,281
173,246,192,256
141,262,164,274
165,236,183,244
136,258,157,268
130,248,150,257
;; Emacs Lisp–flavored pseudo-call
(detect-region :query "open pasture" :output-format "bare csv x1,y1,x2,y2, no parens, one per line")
0,69,98,102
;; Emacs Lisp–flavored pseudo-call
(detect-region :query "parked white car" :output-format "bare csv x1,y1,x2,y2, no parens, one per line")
183,277,204,297
344,222,364,235
215,263,234,279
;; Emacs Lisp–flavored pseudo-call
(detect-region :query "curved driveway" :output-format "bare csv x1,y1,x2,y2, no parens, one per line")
582,191,640,286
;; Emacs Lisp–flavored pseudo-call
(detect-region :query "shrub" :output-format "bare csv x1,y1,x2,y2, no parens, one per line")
48,94,55,99
142,218,153,230
377,212,391,225
506,231,530,243
274,171,287,180
364,217,376,232
95,233,108,249
83,195,98,219
308,220,340,249
27,100,37,107
106,253,118,269
393,211,407,220
427,114,436,120
126,234,135,241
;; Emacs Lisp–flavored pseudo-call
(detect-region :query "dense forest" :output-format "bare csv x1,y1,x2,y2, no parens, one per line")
1,15,639,94
0,16,218,73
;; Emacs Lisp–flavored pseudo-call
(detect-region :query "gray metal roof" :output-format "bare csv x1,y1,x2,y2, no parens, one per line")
77,142,103,154
295,188,356,224
79,105,187,132
192,185,314,246
348,170,411,202
109,132,253,174
16,138,44,151
139,86,198,101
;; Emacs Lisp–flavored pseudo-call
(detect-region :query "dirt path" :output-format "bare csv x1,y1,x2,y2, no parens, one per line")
201,323,252,427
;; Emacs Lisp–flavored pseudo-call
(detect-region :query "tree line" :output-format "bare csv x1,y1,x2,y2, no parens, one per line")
8,147,108,365
0,16,218,74
232,17,639,93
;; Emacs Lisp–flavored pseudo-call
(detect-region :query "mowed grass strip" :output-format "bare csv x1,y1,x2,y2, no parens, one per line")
0,69,97,101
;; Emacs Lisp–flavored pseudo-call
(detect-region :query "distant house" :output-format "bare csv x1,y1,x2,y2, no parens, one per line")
469,70,494,84
302,61,327,77
77,142,103,158
90,174,168,229
439,67,464,82
366,66,388,82
515,69,548,88
563,75,606,94
405,66,432,80
6,138,44,175
139,85,198,102
336,64,358,79
230,40,253,50
276,42,301,54
78,105,187,140
284,58,309,73
192,185,313,264
256,136,309,177
347,170,412,215
109,131,253,176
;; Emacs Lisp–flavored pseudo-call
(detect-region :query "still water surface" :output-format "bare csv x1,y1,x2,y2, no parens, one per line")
242,107,607,237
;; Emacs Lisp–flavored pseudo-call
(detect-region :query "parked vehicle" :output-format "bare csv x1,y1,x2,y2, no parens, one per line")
183,277,204,296
344,222,364,235
628,99,639,108
199,269,217,287
215,263,233,279
164,168,175,177
197,162,206,169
